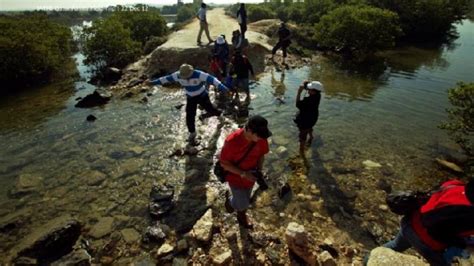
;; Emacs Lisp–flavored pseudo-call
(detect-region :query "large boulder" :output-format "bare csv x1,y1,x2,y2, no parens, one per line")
191,208,213,242
367,247,427,266
8,216,81,264
75,89,112,108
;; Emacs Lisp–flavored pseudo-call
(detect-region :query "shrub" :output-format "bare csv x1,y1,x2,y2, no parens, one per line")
110,10,167,45
440,82,474,157
143,36,167,54
177,5,196,23
315,5,401,54
247,5,276,22
0,14,73,92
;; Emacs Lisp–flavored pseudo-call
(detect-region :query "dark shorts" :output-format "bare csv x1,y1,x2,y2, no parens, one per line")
298,128,313,142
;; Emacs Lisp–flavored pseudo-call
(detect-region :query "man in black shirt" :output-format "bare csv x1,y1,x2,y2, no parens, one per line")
294,81,323,153
230,50,255,102
271,22,291,63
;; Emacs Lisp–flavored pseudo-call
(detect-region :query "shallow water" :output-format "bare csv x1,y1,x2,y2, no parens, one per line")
1,20,473,257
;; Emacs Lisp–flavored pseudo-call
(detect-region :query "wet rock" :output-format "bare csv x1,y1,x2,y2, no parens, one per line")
149,183,175,218
378,204,389,211
0,208,31,233
331,166,358,175
129,146,145,155
9,216,81,264
175,103,185,109
144,223,166,243
13,256,37,265
363,160,382,169
10,173,43,197
272,136,290,146
276,146,288,156
131,255,155,266
367,247,427,266
100,256,114,264
75,89,111,108
172,257,188,266
380,165,395,176
50,249,91,266
377,178,392,193
86,114,97,122
176,239,188,252
121,228,141,244
86,170,107,186
120,158,145,176
285,222,318,266
279,182,291,198
156,243,174,257
183,146,199,156
88,217,114,239
141,96,149,103
212,250,232,265
191,208,213,242
128,78,145,88
105,67,122,82
318,250,336,266
435,158,463,173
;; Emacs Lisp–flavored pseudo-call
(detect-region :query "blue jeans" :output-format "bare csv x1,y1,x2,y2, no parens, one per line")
383,216,448,266
229,186,252,211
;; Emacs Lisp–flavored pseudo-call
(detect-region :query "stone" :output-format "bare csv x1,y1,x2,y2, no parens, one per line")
363,160,382,169
144,224,166,243
176,239,188,252
86,170,107,186
130,146,145,155
285,222,318,266
8,216,81,263
51,249,91,266
367,247,427,266
191,208,213,242
75,89,111,108
318,250,336,266
11,173,43,196
0,208,31,233
172,257,188,266
378,204,389,211
377,178,392,193
276,146,288,155
121,228,141,244
86,115,97,122
128,78,145,88
89,217,114,239
156,243,174,257
212,250,232,265
435,158,463,173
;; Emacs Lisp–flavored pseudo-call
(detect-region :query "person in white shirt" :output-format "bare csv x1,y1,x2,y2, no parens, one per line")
196,3,213,45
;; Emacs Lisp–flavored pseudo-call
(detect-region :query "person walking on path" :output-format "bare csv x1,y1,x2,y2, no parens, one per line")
146,64,229,144
196,3,213,45
365,179,474,265
294,81,323,153
236,3,247,39
220,115,271,229
229,50,254,103
212,35,230,79
271,22,291,63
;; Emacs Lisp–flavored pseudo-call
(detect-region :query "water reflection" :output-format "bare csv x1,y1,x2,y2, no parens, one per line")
271,68,287,104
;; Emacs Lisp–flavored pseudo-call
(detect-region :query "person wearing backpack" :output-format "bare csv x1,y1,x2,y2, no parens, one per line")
219,115,271,229
366,179,474,265
229,50,254,103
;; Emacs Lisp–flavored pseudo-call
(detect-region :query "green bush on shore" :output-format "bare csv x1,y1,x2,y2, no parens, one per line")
314,5,402,54
0,14,74,93
247,5,276,22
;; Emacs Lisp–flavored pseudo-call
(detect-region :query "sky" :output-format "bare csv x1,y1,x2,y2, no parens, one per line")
0,0,263,11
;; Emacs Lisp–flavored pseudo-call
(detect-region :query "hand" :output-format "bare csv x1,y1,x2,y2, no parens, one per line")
241,171,256,181
298,85,304,92
145,79,153,86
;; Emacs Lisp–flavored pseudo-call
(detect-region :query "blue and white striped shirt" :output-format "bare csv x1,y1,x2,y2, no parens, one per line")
151,70,228,97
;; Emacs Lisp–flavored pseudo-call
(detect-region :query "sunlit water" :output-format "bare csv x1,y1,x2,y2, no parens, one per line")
0,20,473,255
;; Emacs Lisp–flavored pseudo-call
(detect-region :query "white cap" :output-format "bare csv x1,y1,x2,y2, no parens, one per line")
307,81,324,92
216,36,225,44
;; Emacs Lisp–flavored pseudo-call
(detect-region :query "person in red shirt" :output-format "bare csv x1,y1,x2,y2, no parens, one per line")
220,115,271,229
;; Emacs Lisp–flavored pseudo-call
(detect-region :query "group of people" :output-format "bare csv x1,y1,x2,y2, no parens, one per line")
147,2,474,264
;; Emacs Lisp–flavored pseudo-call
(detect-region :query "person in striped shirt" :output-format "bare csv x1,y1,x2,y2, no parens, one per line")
146,64,229,144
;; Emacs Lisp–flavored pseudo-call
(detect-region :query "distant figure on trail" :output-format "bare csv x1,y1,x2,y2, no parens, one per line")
236,3,247,39
271,22,291,64
232,30,248,54
220,115,271,229
294,81,323,153
229,50,254,103
145,64,229,145
365,179,474,266
196,3,213,45
212,35,230,79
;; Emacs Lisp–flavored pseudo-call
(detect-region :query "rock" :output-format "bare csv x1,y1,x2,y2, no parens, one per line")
13,256,37,265
279,182,291,198
75,89,111,108
363,160,382,169
11,173,43,196
86,115,97,122
121,228,141,244
276,146,288,155
144,223,166,243
376,178,392,193
156,243,174,257
435,158,463,173
149,183,175,218
285,222,318,266
191,208,213,242
104,67,122,82
86,170,107,186
183,146,199,156
9,216,81,263
129,146,145,155
89,217,114,239
131,255,156,266
128,78,145,88
100,256,114,264
0,208,31,233
378,204,389,211
331,166,358,175
367,247,427,266
318,250,336,266
51,249,91,266
212,250,232,265
172,257,188,266
176,239,188,252
272,136,290,146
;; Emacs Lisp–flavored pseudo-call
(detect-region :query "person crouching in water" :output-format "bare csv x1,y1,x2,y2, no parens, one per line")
220,115,271,229
294,81,323,153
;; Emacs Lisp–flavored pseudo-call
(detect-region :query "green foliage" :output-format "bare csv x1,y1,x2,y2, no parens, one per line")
143,36,167,54
368,0,470,40
440,82,474,157
315,5,401,53
83,18,141,70
177,5,196,23
247,5,276,22
0,14,73,92
110,10,167,45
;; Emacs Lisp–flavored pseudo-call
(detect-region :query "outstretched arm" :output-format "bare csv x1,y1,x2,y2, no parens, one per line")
146,71,179,86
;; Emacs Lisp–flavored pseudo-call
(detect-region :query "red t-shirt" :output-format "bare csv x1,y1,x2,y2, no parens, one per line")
220,128,269,189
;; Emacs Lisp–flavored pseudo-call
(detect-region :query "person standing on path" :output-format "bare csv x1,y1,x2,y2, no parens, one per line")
196,3,213,45
271,22,291,64
145,64,229,144
220,115,271,229
236,3,247,39
229,50,254,103
294,81,323,153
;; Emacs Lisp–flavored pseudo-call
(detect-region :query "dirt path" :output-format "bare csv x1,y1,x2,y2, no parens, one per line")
161,8,272,50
